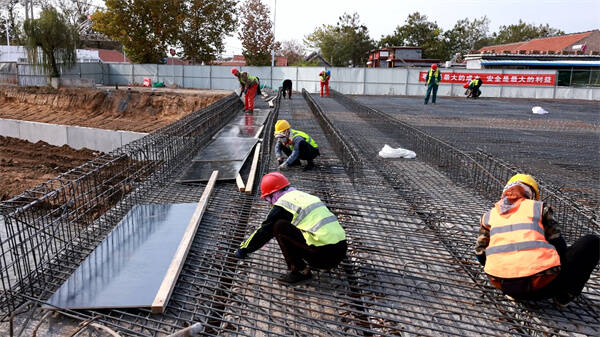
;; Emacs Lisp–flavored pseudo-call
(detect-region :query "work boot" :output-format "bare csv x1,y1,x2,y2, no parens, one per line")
553,292,576,308
303,160,315,171
277,270,312,285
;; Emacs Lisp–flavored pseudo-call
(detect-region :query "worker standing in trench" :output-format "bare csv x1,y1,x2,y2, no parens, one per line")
273,119,320,171
232,68,259,113
474,174,599,306
424,64,441,104
234,172,347,285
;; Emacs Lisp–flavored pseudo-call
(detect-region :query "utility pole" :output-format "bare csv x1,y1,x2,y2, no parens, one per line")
271,0,276,67
5,10,9,45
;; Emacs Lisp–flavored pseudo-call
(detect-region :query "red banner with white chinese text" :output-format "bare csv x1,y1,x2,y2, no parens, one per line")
419,72,556,86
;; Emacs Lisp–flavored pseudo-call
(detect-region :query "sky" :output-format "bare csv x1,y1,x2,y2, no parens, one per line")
224,0,600,56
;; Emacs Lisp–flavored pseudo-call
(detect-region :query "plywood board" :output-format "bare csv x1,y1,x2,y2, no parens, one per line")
192,138,258,162
43,202,198,311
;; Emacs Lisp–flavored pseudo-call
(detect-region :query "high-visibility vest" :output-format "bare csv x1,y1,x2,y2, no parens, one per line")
290,129,318,150
483,198,561,279
319,72,329,82
240,74,258,86
427,69,440,85
275,190,346,246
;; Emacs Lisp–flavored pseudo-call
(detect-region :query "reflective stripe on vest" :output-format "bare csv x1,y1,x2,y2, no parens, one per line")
427,69,439,85
290,129,318,149
275,190,345,246
484,199,560,278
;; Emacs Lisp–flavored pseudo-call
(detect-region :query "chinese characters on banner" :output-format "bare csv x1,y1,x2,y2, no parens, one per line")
419,72,556,86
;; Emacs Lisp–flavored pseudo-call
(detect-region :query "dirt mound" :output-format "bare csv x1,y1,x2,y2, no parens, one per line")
0,86,229,132
0,136,98,201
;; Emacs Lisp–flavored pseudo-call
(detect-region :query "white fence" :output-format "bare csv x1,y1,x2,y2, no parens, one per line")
2,62,599,100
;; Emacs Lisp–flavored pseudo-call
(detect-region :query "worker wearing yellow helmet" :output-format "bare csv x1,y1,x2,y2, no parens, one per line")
273,120,320,171
474,173,599,306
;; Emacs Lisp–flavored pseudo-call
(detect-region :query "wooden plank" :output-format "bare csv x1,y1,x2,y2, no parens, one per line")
236,173,245,191
244,143,261,194
253,124,264,139
151,170,219,314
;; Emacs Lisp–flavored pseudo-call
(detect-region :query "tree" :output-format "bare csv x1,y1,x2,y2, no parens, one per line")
379,12,449,61
492,20,564,45
51,0,93,26
305,13,374,67
444,16,490,57
279,39,305,66
23,7,77,77
238,0,278,66
0,0,23,45
91,0,183,63
179,0,237,64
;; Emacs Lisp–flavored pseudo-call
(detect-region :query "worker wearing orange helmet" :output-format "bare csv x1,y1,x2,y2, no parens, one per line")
232,68,259,113
424,64,441,104
273,119,320,171
234,172,347,285
475,173,599,306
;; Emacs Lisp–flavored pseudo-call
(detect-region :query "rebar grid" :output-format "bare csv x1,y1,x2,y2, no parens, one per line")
0,93,243,316
312,91,598,336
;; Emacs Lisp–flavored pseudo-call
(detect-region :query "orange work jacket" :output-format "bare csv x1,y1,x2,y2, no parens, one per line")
482,198,561,279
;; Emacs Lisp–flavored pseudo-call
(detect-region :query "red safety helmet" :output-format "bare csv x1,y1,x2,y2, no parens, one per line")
231,68,239,75
260,172,290,198
463,83,469,88
431,64,438,70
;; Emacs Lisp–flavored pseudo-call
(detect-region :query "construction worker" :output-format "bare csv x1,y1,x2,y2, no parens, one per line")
424,64,441,104
282,79,292,99
234,172,347,285
273,119,320,171
466,76,483,98
232,68,259,113
319,70,331,97
474,174,599,306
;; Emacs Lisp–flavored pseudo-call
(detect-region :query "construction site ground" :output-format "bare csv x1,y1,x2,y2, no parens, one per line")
0,86,230,132
0,91,598,336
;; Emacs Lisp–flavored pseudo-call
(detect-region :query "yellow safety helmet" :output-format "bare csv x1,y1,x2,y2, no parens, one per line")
505,174,540,200
274,120,291,135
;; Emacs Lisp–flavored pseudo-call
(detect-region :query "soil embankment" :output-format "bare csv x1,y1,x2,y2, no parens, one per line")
0,86,229,132
0,136,98,201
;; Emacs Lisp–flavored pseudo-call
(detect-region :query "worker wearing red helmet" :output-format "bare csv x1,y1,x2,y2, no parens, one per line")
474,173,599,306
424,64,441,104
232,68,259,113
234,172,347,285
319,70,331,97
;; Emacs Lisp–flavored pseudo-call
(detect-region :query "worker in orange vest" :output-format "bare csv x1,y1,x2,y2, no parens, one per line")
319,70,330,97
475,174,599,306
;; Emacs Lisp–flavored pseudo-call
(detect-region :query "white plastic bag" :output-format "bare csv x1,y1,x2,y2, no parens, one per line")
378,144,416,159
532,106,549,114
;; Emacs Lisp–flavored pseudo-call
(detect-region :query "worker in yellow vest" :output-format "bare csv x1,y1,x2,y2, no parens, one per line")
234,172,347,285
424,64,441,104
474,174,599,306
273,119,320,171
232,68,259,113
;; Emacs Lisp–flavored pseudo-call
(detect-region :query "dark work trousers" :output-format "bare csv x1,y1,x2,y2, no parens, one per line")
424,83,439,104
281,140,320,164
282,79,292,99
503,235,599,300
273,219,347,272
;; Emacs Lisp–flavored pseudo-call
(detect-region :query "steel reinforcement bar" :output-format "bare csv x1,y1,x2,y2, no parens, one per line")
0,94,243,316
330,89,598,243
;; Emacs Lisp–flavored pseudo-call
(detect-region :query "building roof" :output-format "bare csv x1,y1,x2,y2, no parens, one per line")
480,59,600,67
214,55,287,66
370,46,423,52
478,31,593,54
92,49,130,63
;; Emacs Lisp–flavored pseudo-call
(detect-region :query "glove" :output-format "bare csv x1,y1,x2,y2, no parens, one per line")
234,248,247,259
475,253,486,266
277,157,284,165
279,162,288,170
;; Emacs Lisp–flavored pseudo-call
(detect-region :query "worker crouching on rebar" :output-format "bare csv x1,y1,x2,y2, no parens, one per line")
273,119,320,171
232,68,259,113
474,174,599,306
234,172,347,285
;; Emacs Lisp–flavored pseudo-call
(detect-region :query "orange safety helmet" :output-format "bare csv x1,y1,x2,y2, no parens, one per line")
431,64,438,70
231,68,239,75
260,172,290,198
